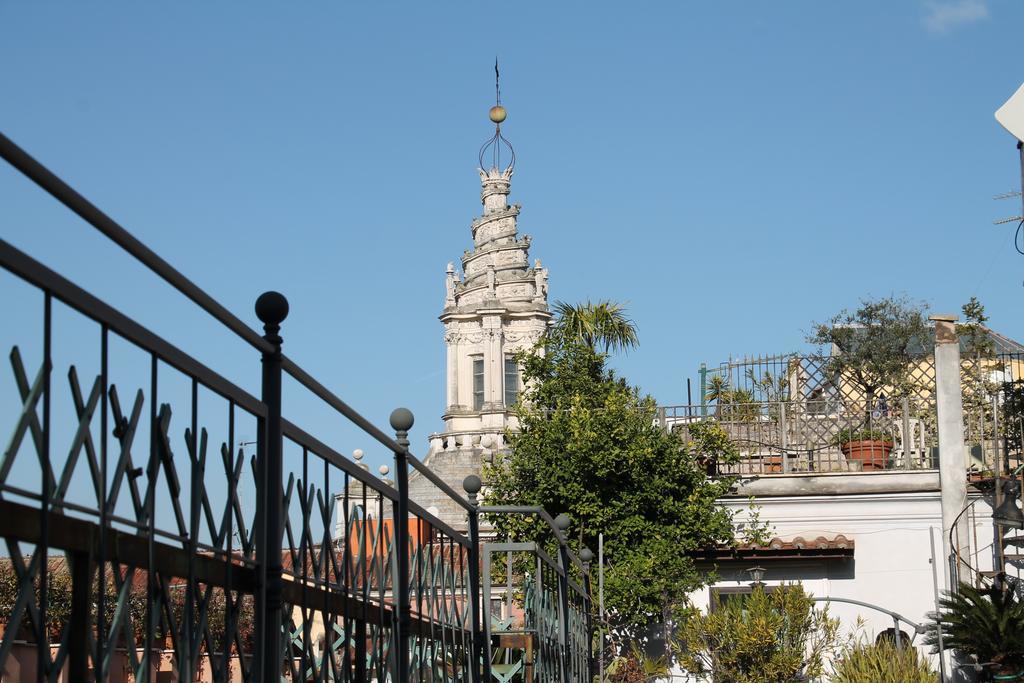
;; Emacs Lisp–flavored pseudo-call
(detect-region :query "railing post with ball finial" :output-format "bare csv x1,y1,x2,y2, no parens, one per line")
553,512,572,680
254,290,288,682
390,407,414,682
463,474,484,683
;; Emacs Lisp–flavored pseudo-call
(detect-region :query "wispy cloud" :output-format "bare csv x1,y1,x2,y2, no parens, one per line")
922,0,990,34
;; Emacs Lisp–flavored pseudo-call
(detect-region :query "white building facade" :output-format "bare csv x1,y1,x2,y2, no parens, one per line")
705,474,991,630
673,473,997,679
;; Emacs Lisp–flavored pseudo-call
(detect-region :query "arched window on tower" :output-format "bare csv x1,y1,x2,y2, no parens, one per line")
504,355,519,407
472,356,485,410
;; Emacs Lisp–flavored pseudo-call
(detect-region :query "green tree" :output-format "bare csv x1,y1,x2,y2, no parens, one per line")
552,300,639,354
1004,381,1024,458
704,376,760,421
925,582,1024,679
484,331,737,637
960,297,999,450
807,296,929,415
0,559,75,642
676,584,841,683
0,560,254,652
960,296,992,356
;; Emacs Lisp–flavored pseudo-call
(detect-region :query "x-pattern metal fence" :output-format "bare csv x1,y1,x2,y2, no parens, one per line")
0,133,593,682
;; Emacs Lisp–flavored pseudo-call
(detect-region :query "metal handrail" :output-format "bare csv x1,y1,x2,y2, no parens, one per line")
478,505,591,574
281,421,472,544
406,452,474,513
0,131,437,463
810,596,925,634
0,128,483,542
281,418,400,501
479,505,568,545
406,500,472,546
280,357,474,512
279,356,406,454
0,130,479,513
0,131,274,355
0,238,266,417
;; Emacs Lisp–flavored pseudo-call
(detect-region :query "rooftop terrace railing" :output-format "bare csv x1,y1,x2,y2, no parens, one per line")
0,132,593,682
658,395,1014,477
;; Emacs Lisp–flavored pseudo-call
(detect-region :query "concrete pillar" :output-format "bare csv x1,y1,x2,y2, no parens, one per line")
933,314,970,588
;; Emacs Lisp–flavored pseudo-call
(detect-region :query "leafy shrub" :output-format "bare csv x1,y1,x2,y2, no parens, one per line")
833,427,892,446
830,638,935,683
605,643,670,683
676,584,841,683
0,559,255,651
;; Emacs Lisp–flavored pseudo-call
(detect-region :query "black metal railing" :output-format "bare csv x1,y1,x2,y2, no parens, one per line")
477,506,594,683
0,132,592,682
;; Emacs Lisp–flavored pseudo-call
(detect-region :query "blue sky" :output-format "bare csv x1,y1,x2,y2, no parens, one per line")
2,1,1023,479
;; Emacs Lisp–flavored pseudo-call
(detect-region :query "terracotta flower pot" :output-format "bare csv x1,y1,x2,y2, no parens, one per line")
763,455,783,473
840,440,893,470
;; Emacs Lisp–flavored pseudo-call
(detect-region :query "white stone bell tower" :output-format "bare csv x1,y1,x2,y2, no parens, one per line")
415,88,551,525
428,97,551,456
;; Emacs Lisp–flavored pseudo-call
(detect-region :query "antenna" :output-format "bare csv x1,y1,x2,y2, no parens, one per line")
994,83,1024,257
994,185,1024,258
993,191,1023,226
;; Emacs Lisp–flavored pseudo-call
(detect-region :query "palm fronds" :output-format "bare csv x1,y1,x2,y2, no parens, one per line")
552,300,639,354
925,582,1024,676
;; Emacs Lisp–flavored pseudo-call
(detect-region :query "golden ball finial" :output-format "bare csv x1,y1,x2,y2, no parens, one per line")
489,105,507,124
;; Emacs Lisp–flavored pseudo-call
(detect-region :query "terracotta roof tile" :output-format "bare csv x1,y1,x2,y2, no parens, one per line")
733,534,855,552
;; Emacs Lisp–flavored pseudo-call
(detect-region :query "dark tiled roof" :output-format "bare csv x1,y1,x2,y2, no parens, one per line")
899,324,1021,356
983,326,1024,355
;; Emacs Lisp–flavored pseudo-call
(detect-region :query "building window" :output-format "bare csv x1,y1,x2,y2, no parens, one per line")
490,597,504,620
709,585,778,611
504,356,519,407
473,357,484,410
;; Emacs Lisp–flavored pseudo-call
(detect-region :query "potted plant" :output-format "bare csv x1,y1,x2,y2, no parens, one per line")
762,454,784,473
834,427,894,471
926,582,1024,681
